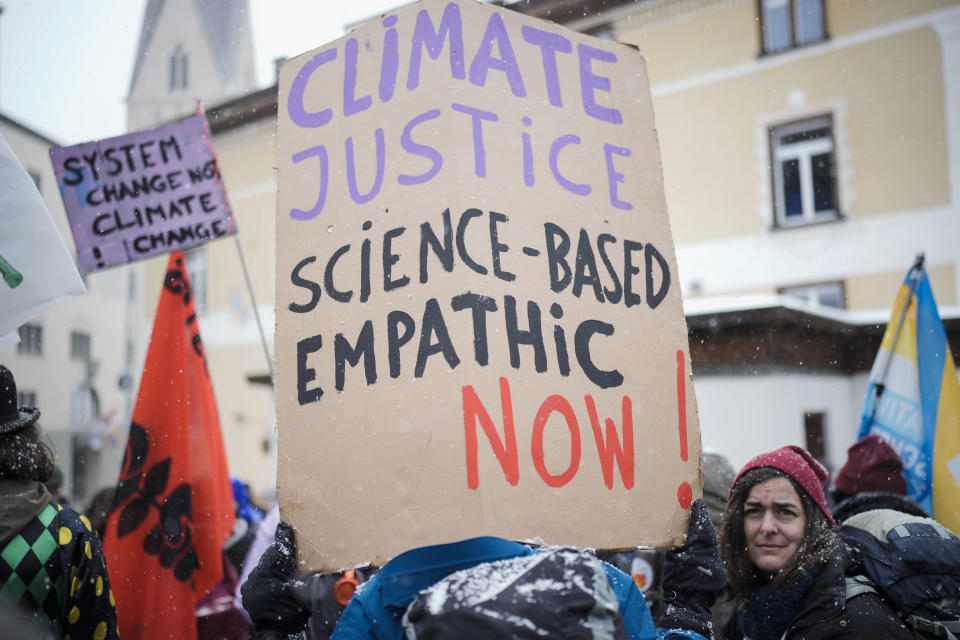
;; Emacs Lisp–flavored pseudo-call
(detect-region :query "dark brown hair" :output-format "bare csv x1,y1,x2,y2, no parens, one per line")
719,466,837,602
0,423,55,483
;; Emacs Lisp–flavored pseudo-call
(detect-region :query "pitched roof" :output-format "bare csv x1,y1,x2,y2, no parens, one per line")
127,0,251,96
195,0,250,86
128,0,165,95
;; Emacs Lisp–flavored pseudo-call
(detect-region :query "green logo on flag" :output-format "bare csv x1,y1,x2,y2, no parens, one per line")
0,254,23,289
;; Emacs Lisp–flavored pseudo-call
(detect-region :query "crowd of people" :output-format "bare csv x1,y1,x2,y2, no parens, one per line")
2,361,959,639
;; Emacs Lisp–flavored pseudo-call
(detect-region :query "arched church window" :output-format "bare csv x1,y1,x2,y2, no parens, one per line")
170,44,188,91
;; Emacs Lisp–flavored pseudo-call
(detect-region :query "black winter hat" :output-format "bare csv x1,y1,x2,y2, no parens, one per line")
0,365,40,434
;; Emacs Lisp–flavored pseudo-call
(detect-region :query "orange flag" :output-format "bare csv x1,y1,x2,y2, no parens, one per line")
104,251,235,639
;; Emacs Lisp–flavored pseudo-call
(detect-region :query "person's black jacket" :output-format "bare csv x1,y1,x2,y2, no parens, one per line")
831,491,927,524
723,545,912,640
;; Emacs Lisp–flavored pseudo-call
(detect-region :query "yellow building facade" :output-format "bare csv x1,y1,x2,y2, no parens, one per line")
10,0,951,498
159,0,960,489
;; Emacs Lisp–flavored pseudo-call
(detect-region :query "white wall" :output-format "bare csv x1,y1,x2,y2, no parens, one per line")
694,370,871,473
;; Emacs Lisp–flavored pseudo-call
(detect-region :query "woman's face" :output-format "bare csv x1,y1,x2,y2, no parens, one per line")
743,476,807,572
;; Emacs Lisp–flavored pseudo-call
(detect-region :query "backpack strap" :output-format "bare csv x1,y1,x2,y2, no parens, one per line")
846,575,960,640
905,615,960,640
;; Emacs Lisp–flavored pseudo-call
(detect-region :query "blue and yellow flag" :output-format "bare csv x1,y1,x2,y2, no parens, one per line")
859,257,960,533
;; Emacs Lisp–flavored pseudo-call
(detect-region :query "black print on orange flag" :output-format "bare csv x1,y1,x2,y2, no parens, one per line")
111,422,198,583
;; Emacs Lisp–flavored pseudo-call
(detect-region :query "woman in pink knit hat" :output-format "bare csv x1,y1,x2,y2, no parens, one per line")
716,445,911,640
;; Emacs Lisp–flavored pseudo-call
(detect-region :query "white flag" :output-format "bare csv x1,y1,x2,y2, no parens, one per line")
0,135,85,347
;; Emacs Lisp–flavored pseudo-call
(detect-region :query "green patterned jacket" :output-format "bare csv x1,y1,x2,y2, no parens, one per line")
0,482,119,639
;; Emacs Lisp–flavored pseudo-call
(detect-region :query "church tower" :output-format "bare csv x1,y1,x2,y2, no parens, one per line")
126,0,256,131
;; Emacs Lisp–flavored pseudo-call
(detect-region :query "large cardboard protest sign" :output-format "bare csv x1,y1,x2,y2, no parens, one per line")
49,114,235,274
0,136,85,350
276,0,702,571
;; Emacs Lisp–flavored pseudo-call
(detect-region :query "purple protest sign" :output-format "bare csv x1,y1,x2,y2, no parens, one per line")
50,114,236,274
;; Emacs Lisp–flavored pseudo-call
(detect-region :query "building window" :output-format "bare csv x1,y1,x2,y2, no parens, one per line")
760,0,826,54
804,412,826,461
18,390,37,408
185,247,207,313
170,44,188,91
770,115,838,228
17,324,42,355
71,331,91,361
27,169,42,192
780,281,846,309
70,384,100,425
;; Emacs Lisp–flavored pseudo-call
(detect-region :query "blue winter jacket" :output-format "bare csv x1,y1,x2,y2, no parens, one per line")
329,536,706,640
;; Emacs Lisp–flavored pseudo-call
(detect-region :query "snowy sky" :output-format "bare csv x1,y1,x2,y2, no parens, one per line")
0,0,416,145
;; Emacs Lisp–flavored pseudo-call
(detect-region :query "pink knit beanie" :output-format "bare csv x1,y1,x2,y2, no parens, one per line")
731,445,835,525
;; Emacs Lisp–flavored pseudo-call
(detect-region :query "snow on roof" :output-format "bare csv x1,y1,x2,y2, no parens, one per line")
683,294,960,327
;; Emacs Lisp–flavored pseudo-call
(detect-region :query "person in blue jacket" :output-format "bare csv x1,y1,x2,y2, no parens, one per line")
243,499,725,640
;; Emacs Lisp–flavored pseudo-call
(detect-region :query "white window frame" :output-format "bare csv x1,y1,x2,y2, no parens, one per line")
771,115,839,228
793,0,826,45
70,384,100,425
781,281,846,309
761,0,827,54
170,44,188,91
71,330,91,361
17,323,42,355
